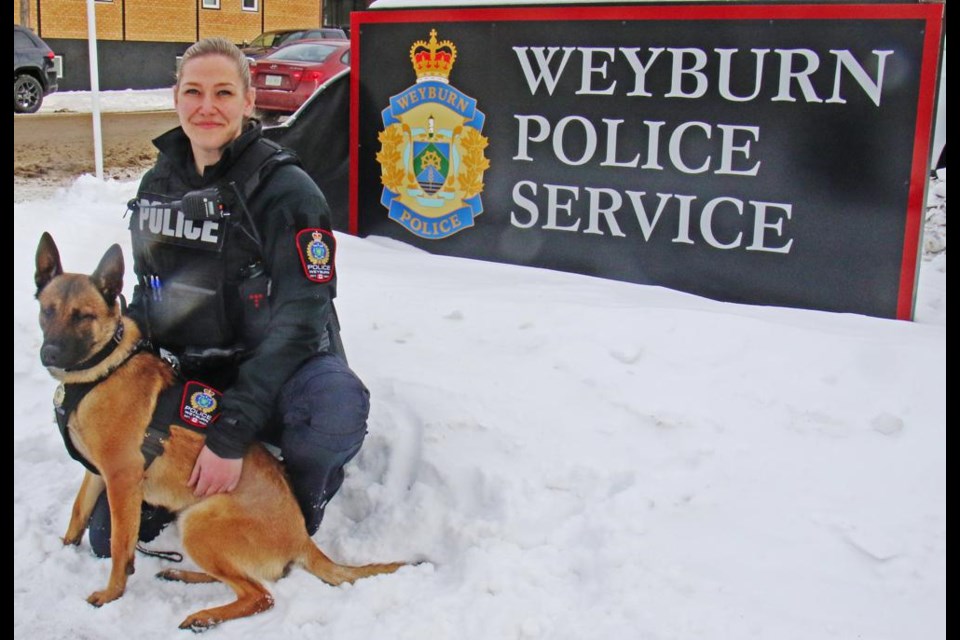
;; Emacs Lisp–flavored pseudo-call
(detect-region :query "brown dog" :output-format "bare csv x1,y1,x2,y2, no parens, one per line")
34,232,403,630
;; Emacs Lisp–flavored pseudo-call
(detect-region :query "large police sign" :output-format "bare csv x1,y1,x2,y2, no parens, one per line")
351,4,944,319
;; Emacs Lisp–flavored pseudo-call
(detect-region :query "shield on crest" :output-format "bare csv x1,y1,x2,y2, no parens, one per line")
413,141,451,195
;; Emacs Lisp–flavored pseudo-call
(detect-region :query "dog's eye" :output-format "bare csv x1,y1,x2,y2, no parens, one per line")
70,309,97,324
40,306,55,318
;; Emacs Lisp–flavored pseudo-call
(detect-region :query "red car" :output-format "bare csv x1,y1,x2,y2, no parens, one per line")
251,39,350,117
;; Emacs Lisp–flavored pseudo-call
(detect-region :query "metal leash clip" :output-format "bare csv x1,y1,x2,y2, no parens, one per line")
158,347,181,374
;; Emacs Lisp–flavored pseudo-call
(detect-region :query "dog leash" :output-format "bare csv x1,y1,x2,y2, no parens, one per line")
136,543,183,563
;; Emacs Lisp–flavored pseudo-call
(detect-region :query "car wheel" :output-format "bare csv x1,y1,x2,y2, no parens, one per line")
14,74,44,114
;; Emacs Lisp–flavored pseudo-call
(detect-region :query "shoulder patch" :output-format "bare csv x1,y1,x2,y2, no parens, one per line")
180,381,223,429
295,228,336,283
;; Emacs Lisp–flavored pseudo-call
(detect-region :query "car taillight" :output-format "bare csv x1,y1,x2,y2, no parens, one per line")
291,70,325,83
45,51,55,59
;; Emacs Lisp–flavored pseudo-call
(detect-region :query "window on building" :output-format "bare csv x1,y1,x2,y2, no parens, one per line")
242,0,259,11
201,0,220,9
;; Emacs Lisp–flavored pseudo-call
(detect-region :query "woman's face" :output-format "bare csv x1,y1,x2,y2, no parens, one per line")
175,54,255,171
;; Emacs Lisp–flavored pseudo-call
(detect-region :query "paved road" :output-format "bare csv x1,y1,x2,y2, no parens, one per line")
14,110,180,178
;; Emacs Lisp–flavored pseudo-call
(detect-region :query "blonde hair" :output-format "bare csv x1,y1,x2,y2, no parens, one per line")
177,36,251,91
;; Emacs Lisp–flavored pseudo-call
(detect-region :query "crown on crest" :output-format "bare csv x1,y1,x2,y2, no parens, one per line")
409,29,457,83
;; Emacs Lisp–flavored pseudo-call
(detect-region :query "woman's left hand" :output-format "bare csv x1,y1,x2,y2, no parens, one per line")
188,445,243,496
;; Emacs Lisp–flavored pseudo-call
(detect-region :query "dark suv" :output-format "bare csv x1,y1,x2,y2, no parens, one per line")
240,27,348,60
14,24,58,113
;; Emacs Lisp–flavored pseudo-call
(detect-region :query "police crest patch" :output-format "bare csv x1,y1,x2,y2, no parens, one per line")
180,381,223,429
295,228,336,283
377,29,490,240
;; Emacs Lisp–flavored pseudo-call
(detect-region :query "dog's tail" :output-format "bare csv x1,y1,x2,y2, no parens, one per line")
299,544,404,586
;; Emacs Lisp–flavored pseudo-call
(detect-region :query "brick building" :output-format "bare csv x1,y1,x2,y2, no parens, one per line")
13,0,369,89
14,0,327,43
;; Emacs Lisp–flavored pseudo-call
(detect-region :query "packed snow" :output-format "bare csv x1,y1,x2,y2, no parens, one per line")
13,90,945,640
38,87,174,114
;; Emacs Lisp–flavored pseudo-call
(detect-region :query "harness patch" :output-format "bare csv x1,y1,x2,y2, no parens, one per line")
180,381,223,429
295,228,336,283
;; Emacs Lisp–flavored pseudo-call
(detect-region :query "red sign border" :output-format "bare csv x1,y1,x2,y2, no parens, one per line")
351,4,944,320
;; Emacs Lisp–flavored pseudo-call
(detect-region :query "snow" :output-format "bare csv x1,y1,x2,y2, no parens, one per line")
14,91,945,639
38,87,174,114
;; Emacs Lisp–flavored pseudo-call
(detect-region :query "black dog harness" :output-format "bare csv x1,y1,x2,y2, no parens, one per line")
53,323,222,475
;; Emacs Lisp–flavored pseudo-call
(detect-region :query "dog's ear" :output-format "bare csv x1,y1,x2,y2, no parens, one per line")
35,232,64,295
91,244,125,306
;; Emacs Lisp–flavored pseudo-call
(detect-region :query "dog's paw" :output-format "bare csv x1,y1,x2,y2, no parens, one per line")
157,569,219,584
179,614,220,633
61,535,82,546
86,588,123,607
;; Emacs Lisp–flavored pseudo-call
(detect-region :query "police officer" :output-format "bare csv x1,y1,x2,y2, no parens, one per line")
87,36,368,556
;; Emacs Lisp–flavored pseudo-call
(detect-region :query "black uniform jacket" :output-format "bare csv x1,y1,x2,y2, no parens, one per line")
128,123,344,458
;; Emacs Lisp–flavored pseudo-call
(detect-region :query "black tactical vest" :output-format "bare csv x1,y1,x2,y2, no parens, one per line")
129,137,297,352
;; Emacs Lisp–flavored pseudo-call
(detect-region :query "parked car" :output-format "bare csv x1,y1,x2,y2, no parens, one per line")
13,24,58,113
251,39,350,117
240,27,347,60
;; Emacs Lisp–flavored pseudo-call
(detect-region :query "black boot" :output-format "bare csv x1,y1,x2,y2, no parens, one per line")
87,492,176,558
289,465,346,536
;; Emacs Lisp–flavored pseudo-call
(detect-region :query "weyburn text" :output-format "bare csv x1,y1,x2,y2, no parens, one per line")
513,46,893,106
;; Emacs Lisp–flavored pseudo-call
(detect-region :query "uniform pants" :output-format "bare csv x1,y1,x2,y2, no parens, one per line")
88,352,369,557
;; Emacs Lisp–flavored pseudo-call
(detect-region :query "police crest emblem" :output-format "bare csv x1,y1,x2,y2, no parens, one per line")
377,29,490,239
180,381,223,429
295,228,336,283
